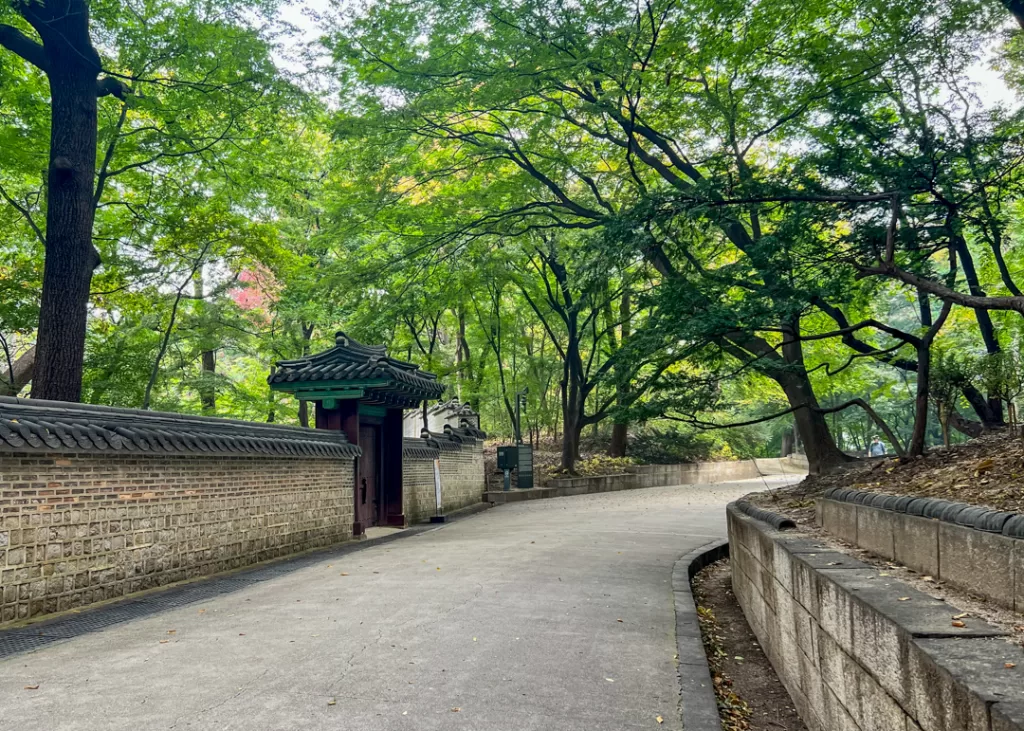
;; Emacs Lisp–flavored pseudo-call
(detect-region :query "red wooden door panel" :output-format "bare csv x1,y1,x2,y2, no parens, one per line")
358,425,380,528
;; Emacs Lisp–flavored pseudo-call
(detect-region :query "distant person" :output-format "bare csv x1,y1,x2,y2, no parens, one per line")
868,436,886,457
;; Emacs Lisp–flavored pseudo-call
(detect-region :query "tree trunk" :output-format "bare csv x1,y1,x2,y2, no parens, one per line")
200,348,216,414
194,272,216,414
32,59,101,402
776,328,851,473
955,237,1005,426
780,427,795,458
908,345,932,456
608,290,631,458
561,403,583,474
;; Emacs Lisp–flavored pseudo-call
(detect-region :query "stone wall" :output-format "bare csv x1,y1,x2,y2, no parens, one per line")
541,457,805,492
0,451,354,625
728,503,1024,731
402,457,437,525
817,491,1024,613
402,439,486,523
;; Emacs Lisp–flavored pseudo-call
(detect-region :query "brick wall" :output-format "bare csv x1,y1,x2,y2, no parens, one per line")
438,442,485,513
402,442,486,523
0,451,354,624
403,458,437,524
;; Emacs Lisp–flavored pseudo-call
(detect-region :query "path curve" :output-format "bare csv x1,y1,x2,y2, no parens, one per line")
0,477,795,730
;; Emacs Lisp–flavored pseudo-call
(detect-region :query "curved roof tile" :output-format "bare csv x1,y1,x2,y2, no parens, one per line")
270,332,445,404
0,396,360,460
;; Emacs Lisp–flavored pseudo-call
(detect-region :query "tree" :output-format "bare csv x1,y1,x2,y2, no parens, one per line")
0,0,292,402
0,0,128,400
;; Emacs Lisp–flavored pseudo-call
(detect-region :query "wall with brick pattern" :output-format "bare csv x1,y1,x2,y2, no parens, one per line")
403,458,438,524
0,451,354,625
403,442,486,524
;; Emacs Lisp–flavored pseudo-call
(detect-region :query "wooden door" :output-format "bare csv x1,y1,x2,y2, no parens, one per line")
357,424,380,528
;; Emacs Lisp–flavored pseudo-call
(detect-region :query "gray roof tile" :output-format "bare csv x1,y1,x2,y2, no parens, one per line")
0,396,360,459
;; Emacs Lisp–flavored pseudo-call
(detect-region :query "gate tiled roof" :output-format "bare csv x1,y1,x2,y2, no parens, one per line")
269,332,445,408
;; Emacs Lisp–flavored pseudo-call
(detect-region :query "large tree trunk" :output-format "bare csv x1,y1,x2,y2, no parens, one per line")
776,331,851,473
23,3,103,402
776,372,850,473
561,399,583,474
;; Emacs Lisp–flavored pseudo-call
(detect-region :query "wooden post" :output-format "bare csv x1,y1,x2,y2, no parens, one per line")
382,407,405,527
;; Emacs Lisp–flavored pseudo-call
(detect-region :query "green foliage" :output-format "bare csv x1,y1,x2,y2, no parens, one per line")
3,0,1024,467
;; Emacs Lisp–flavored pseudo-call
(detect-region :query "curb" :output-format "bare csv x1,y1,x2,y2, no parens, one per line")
672,539,729,730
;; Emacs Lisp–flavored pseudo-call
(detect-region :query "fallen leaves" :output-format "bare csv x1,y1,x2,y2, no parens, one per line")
952,620,966,628
24,685,39,690
1006,663,1017,669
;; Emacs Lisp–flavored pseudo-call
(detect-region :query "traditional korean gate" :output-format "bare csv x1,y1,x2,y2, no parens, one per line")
357,424,381,529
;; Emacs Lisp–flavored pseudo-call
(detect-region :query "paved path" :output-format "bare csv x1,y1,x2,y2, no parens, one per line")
0,477,796,730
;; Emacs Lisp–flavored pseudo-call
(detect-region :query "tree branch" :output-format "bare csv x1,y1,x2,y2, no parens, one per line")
0,24,48,71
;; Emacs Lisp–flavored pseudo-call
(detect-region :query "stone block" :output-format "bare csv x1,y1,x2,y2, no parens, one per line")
796,644,826,720
773,541,796,595
937,521,973,589
854,659,911,731
857,504,896,560
992,701,1024,731
821,683,861,731
1016,543,1024,615
849,596,910,705
938,522,1015,608
894,513,939,577
792,556,822,618
817,573,854,654
821,499,858,545
967,530,1016,607
909,637,1024,731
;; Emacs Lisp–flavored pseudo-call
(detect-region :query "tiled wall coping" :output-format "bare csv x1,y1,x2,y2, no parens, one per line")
817,489,1024,612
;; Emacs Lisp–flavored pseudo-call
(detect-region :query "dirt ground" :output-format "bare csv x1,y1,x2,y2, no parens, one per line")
755,431,1024,519
692,560,808,731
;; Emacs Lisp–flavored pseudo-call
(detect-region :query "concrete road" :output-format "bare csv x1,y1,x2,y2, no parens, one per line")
0,478,795,730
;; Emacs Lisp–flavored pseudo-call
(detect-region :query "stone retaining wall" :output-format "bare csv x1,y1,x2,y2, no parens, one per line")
541,457,806,493
728,503,1024,731
0,451,355,625
817,490,1024,613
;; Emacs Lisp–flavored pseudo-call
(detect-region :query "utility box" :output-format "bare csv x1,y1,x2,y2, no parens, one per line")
517,445,534,489
497,445,519,471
